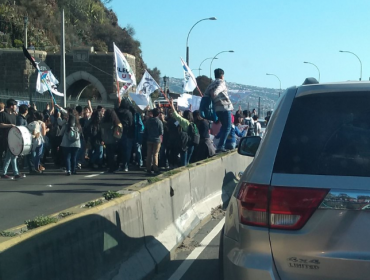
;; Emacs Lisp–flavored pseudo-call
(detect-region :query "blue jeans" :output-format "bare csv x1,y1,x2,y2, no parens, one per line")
63,147,79,173
77,138,86,164
180,145,194,166
135,142,143,166
120,135,134,169
2,149,18,175
33,144,44,170
216,111,232,150
90,144,103,166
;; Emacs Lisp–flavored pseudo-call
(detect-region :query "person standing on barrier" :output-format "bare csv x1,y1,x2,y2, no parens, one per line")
144,108,163,174
0,99,26,179
204,68,234,153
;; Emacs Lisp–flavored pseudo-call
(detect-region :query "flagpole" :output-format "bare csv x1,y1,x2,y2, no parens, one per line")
61,9,66,107
116,80,121,105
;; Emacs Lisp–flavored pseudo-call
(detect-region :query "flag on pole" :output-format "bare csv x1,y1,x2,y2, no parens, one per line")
180,57,197,92
22,45,39,70
113,42,136,85
136,69,160,96
23,45,58,104
119,83,133,97
36,70,64,97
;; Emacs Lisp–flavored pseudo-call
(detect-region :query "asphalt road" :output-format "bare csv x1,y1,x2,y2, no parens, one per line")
153,213,225,280
0,165,150,231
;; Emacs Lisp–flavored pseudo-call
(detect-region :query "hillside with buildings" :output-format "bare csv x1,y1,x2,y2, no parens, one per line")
167,77,282,117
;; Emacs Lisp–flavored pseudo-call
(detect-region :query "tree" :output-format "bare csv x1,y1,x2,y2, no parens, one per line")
193,75,211,96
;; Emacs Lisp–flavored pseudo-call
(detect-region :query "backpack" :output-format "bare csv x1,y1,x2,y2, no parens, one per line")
199,96,218,122
67,127,80,141
187,122,200,146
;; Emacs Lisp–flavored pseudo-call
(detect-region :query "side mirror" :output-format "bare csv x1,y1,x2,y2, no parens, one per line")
238,136,261,157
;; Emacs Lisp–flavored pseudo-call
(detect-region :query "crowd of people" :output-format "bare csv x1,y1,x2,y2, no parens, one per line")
0,68,264,179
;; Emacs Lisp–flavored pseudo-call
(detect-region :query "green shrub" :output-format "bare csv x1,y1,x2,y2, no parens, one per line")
0,231,18,237
103,191,122,201
84,199,103,208
14,39,23,48
25,215,58,230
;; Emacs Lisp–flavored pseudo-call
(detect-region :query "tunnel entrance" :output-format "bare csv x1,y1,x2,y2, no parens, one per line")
66,71,108,102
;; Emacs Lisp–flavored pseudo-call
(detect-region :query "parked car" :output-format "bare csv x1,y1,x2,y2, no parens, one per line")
220,78,370,280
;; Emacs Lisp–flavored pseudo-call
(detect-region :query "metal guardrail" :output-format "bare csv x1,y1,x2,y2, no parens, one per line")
0,92,115,109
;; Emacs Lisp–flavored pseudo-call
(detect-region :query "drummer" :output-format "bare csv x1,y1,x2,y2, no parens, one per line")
0,99,26,179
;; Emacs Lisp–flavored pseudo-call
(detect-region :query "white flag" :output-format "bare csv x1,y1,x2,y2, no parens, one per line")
136,69,159,96
119,83,133,97
180,57,197,92
114,42,136,85
36,70,64,97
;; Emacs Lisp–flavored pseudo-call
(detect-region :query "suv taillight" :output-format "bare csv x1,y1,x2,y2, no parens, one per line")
237,183,328,230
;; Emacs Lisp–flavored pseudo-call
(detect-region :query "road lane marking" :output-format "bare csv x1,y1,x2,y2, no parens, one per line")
168,217,225,280
85,174,100,178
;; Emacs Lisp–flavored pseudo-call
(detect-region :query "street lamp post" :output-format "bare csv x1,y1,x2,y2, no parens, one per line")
198,57,217,76
339,50,362,81
303,61,320,82
186,17,217,67
266,73,281,97
209,50,234,80
23,15,28,48
163,76,169,94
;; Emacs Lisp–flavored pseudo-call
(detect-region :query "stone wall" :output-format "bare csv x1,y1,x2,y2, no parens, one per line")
0,47,136,102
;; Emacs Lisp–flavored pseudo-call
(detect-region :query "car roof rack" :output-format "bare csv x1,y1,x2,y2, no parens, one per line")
302,77,319,85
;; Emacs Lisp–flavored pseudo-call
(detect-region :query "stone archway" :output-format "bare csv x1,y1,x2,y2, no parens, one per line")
66,71,108,102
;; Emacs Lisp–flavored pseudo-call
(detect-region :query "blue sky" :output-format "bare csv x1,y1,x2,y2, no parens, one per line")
110,0,370,89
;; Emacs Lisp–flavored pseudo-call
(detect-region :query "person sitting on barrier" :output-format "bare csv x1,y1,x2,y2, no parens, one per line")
216,114,247,150
0,99,26,179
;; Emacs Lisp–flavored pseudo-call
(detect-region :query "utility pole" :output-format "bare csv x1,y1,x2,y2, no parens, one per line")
258,97,261,117
61,9,66,107
23,15,28,48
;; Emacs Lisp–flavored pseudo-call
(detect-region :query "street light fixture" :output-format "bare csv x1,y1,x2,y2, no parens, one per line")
186,17,217,67
266,73,281,97
209,50,234,80
339,50,362,81
303,61,320,82
198,57,217,77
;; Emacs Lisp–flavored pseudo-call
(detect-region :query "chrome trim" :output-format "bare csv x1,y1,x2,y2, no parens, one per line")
319,190,370,210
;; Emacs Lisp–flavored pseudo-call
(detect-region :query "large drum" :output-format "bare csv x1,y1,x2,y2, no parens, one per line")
8,126,32,156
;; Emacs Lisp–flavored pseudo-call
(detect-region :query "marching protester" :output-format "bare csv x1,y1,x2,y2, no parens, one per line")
0,99,25,179
252,115,262,136
84,110,103,169
100,109,121,173
192,110,215,161
27,111,48,173
144,108,163,174
204,68,234,153
59,113,81,175
115,99,133,172
169,99,197,166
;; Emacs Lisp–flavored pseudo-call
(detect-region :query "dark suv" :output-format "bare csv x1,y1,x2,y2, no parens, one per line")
220,79,370,280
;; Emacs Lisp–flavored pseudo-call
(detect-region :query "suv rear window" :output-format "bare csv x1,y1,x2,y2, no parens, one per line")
273,91,370,177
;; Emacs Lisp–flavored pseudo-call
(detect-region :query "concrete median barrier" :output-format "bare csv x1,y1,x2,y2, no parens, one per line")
0,151,252,280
